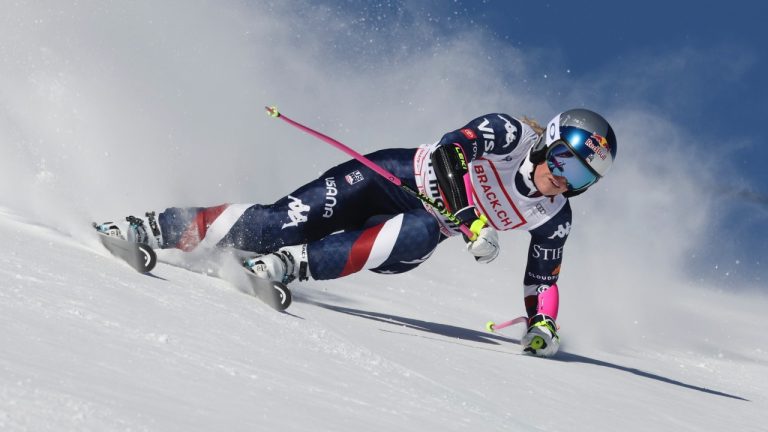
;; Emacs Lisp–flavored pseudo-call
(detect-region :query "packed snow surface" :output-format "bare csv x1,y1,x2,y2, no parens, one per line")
0,209,765,431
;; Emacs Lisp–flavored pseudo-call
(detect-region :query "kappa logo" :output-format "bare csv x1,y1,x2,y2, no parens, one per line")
548,222,571,239
477,115,520,152
500,116,519,148
282,195,310,229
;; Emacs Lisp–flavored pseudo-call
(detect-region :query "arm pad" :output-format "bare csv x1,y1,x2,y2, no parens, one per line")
431,143,475,223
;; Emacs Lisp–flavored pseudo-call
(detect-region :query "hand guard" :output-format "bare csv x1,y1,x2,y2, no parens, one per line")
465,218,499,264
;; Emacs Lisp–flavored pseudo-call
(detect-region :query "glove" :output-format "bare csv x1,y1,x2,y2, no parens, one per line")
465,221,499,264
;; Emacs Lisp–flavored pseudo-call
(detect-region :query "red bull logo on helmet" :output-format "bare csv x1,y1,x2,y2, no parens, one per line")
585,132,611,161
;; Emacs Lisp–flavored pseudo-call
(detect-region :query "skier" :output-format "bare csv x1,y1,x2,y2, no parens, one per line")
97,108,617,357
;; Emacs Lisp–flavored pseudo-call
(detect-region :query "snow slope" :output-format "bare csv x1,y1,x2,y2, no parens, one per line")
1,208,765,432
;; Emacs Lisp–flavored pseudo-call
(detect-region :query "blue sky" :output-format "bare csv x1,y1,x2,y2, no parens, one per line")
456,1,765,134
331,0,765,155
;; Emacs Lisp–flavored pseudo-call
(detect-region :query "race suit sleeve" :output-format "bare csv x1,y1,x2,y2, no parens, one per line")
436,113,525,162
522,201,572,317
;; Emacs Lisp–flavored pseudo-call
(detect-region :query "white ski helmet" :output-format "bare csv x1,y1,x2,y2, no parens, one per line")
530,108,617,197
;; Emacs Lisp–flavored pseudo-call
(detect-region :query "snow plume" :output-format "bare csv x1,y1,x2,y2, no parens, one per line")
0,2,511,223
563,110,716,351
0,2,293,224
0,1,756,355
0,1,539,236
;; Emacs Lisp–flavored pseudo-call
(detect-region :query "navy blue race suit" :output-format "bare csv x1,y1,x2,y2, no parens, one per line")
156,114,572,318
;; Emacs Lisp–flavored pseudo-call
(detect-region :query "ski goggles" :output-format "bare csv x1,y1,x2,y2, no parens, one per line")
546,141,600,192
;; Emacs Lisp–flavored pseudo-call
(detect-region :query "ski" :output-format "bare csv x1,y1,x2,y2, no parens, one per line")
93,224,157,273
93,223,291,311
92,222,291,310
241,268,292,311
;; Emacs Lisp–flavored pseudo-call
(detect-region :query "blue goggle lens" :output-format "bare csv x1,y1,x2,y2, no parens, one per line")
546,142,599,191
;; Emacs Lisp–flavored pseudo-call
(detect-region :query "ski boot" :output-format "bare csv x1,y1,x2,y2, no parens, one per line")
522,314,560,357
244,245,310,285
94,211,163,248
93,221,123,239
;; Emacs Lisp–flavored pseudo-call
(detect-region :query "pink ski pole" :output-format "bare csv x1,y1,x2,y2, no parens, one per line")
265,106,477,240
486,316,528,332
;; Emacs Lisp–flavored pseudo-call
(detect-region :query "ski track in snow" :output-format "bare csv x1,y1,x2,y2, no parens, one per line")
1,208,766,432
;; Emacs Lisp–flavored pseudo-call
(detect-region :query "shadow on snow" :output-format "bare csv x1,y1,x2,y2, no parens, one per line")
553,352,749,401
315,301,749,402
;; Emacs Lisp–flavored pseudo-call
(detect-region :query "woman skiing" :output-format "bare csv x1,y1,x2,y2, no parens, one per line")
97,108,617,357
